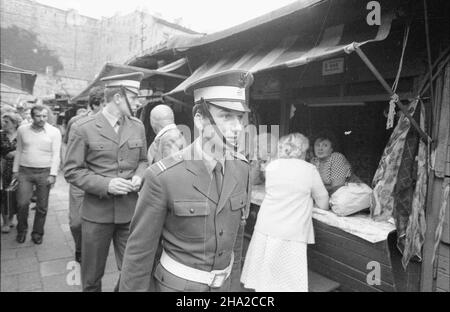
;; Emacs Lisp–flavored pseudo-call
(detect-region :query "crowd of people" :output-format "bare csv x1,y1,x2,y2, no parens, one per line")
1,69,357,292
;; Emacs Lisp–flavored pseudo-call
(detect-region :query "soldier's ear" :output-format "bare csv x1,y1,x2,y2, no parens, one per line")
113,93,122,104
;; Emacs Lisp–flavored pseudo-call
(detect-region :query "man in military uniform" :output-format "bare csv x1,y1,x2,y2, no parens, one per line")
119,70,253,292
63,86,105,264
64,72,148,292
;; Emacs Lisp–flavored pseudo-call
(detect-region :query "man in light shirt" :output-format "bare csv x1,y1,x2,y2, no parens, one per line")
13,105,62,244
147,104,186,165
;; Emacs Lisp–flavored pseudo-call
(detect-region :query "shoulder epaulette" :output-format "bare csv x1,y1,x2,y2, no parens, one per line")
74,115,95,127
152,153,184,175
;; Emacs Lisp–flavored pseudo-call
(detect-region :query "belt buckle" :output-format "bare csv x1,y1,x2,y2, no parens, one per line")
209,272,227,288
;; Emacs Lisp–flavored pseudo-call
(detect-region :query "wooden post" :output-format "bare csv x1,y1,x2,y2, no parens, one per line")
421,175,443,291
279,72,290,136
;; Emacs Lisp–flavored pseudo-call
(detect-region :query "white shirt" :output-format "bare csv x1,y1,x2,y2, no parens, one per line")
194,139,225,177
154,124,177,141
13,123,62,176
255,158,328,243
102,109,120,133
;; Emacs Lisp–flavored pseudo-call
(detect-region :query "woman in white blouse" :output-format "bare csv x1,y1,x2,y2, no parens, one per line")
241,133,329,292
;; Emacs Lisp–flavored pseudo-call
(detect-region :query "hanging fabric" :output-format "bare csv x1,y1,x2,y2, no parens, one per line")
401,101,428,268
392,103,421,260
371,99,419,221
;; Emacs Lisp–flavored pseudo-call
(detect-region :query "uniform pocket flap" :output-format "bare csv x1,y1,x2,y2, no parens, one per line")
89,141,113,150
230,192,247,210
128,139,144,148
173,201,210,216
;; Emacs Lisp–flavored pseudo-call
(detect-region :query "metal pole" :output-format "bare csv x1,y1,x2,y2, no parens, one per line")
354,45,432,143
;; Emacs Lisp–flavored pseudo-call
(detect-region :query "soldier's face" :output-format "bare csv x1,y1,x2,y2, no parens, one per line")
118,90,140,116
200,105,245,149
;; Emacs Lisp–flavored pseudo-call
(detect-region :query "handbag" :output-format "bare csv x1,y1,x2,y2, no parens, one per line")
329,182,372,216
4,178,18,216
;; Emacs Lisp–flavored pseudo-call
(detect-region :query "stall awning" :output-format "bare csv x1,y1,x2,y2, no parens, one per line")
166,12,394,96
0,63,37,95
71,61,188,101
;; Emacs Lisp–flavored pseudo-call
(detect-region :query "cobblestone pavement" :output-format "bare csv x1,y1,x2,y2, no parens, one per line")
1,172,120,292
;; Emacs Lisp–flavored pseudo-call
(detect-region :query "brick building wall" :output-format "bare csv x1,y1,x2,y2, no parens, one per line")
1,0,99,80
1,0,197,99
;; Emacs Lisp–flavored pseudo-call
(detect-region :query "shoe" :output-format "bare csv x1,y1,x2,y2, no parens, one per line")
1,225,10,233
16,232,26,243
31,234,43,245
75,251,81,263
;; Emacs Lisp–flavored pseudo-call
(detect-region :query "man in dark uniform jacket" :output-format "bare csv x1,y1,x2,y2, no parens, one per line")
63,86,105,264
119,70,254,292
64,72,148,291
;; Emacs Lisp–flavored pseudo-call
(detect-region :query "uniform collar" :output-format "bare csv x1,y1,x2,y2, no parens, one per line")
102,108,120,129
194,139,225,176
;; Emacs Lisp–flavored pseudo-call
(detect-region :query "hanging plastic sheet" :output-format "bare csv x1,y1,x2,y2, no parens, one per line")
371,99,419,221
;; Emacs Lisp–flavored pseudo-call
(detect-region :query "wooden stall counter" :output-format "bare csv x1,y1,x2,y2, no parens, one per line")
246,185,422,292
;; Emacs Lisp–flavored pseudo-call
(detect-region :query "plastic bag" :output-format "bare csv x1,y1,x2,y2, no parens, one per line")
329,183,372,216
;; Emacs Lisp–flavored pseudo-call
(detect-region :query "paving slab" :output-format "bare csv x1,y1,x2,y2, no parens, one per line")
102,271,120,292
36,245,73,262
18,271,43,291
16,246,37,259
40,257,74,277
0,274,18,292
42,273,82,292
1,257,39,276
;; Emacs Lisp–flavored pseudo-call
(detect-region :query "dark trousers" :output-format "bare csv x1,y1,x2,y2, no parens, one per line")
16,166,51,236
68,184,84,254
81,219,130,292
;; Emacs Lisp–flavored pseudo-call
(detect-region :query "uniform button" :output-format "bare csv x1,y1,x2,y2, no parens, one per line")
119,170,123,173
219,230,223,236
240,200,244,205
189,208,195,214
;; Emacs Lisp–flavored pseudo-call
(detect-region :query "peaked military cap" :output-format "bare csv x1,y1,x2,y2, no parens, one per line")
100,72,144,94
184,70,254,112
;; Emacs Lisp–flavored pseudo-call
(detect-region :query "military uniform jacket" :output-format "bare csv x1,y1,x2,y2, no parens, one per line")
119,140,251,291
63,112,148,224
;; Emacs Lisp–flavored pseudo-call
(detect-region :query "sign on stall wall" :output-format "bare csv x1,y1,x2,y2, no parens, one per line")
322,57,345,76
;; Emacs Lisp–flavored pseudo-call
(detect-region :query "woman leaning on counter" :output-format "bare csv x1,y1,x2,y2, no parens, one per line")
311,131,352,195
241,133,329,292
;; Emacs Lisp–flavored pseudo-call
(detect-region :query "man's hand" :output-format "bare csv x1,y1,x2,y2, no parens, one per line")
131,175,142,192
108,178,134,195
47,175,56,188
12,172,19,181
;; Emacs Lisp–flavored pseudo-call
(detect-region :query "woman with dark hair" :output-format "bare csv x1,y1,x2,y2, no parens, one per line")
1,112,22,232
311,131,352,195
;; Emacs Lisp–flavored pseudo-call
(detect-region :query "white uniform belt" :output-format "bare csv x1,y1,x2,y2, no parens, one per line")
160,249,234,288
